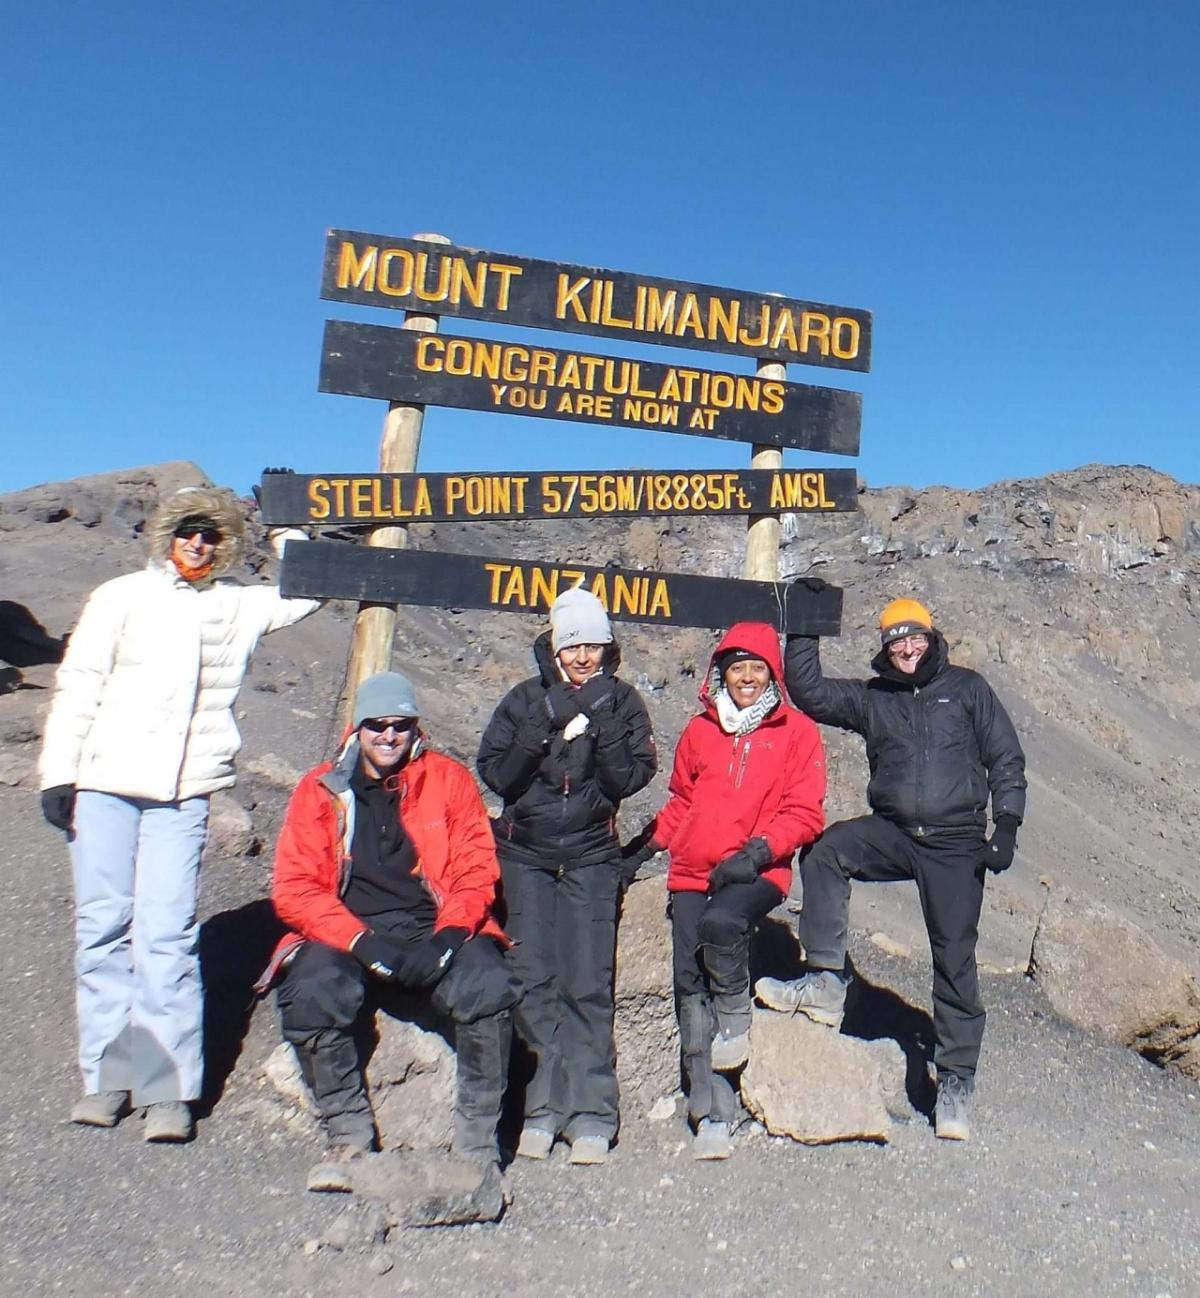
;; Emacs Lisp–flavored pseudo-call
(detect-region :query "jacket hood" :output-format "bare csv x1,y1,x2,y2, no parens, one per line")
870,628,949,683
700,621,786,708
532,627,622,686
148,485,246,578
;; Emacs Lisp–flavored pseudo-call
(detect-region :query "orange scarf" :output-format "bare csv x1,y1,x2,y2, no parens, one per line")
169,540,215,584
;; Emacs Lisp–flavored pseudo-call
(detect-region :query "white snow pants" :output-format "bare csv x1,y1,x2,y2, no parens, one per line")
70,791,209,1103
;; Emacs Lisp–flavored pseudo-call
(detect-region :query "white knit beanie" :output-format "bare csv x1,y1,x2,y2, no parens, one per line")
550,587,613,654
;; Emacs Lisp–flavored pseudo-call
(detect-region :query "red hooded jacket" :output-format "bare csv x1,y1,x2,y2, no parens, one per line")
651,622,826,896
260,734,506,990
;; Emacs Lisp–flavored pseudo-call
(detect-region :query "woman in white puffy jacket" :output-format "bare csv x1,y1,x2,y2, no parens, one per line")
38,484,319,1142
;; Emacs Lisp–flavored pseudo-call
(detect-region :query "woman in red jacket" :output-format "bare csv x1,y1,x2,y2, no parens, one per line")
631,622,826,1159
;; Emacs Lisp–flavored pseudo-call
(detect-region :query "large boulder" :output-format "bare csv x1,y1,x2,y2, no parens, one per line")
264,1015,456,1151
1030,894,1200,1076
741,1010,893,1144
613,876,678,1112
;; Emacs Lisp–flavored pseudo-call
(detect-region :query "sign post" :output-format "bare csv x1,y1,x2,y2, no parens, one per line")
744,355,787,581
339,232,449,732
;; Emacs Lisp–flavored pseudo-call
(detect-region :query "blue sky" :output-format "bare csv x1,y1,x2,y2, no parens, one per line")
3,1,1197,495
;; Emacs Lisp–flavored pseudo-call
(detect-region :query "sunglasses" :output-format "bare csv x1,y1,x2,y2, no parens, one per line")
174,527,221,545
360,717,418,734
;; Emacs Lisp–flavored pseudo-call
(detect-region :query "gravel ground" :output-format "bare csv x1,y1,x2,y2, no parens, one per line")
4,784,1199,1298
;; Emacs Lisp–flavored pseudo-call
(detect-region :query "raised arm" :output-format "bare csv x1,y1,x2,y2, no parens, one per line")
784,634,870,734
476,683,550,803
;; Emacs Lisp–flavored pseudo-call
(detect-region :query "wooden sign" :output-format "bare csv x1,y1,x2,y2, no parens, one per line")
259,468,858,526
322,230,872,372
319,321,861,455
281,541,843,634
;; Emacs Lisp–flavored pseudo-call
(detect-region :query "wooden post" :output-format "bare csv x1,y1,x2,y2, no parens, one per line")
743,355,786,581
338,232,450,731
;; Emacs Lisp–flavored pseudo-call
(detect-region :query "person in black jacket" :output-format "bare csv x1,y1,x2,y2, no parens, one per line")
755,597,1026,1142
477,587,656,1165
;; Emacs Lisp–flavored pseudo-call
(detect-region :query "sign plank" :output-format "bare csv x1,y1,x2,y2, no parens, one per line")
319,321,861,455
281,541,842,635
322,230,872,373
259,468,858,526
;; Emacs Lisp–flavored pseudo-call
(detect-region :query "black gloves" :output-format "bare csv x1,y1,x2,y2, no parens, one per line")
620,827,661,886
353,928,469,987
983,815,1020,874
576,676,616,715
544,683,584,730
708,837,773,892
41,785,75,833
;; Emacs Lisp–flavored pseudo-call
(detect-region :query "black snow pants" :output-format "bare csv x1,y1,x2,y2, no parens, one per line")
799,814,987,1082
499,853,622,1142
276,926,518,1161
671,878,781,1125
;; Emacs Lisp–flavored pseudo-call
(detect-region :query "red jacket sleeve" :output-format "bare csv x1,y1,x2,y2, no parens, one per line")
271,772,367,952
433,762,502,936
648,720,699,851
759,716,827,861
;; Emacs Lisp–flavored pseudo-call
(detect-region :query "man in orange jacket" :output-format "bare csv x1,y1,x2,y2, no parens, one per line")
266,672,519,1187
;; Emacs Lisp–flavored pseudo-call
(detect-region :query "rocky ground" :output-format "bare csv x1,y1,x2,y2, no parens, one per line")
2,461,1199,1297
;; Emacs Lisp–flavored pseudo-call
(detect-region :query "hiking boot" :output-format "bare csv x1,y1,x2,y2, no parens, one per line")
567,1135,610,1165
306,1143,368,1193
934,1074,972,1142
516,1125,555,1160
710,1029,750,1072
754,971,846,1028
70,1090,130,1128
143,1101,193,1143
691,1119,732,1161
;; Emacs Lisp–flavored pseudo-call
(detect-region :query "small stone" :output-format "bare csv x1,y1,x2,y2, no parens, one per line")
869,931,911,959
648,1096,676,1121
368,1251,394,1276
950,1256,967,1271
1143,1140,1157,1151
302,1239,320,1256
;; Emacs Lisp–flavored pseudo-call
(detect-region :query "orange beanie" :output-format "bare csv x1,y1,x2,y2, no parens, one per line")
879,598,933,645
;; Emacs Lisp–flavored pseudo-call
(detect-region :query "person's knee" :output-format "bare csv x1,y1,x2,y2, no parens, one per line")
279,944,366,1031
697,906,750,951
435,939,520,1024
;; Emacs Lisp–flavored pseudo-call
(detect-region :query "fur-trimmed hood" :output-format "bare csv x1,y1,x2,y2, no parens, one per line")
148,485,246,578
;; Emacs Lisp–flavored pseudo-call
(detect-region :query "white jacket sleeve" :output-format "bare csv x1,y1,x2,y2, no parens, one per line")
38,581,124,790
251,529,321,634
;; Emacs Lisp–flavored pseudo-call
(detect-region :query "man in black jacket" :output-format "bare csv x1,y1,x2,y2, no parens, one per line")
755,598,1026,1141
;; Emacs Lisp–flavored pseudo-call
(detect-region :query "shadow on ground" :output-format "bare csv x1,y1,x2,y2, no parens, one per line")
198,900,283,1115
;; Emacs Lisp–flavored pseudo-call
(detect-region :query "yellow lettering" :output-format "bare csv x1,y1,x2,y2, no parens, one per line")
412,251,450,303
413,479,432,516
530,566,558,608
769,474,786,510
491,263,523,310
707,297,739,343
761,382,785,415
643,287,677,333
451,258,486,308
445,476,466,514
648,579,671,618
769,309,798,352
556,274,590,322
500,565,526,605
484,563,507,602
589,573,609,607
600,281,633,328
337,241,377,291
674,292,705,339
831,317,860,359
307,479,330,521
800,312,831,356
377,248,414,297
415,336,444,372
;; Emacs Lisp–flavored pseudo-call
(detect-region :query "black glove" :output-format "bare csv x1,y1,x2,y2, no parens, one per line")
791,576,830,595
576,676,617,715
708,837,773,892
544,682,584,730
252,467,294,509
353,929,467,987
620,828,661,886
982,815,1020,874
41,785,75,833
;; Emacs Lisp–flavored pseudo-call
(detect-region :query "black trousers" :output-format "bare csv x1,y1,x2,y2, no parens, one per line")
799,814,987,1082
276,935,517,1160
499,854,622,1142
671,878,781,1124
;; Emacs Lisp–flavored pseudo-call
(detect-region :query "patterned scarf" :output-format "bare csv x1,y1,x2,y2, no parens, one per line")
712,680,782,737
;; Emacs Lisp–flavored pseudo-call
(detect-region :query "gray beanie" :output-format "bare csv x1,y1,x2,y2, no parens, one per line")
352,671,420,726
550,587,613,654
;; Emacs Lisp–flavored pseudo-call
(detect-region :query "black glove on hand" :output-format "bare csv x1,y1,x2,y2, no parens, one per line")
576,676,616,715
708,837,773,892
41,785,75,833
983,815,1020,874
620,829,661,886
354,929,467,987
544,682,584,730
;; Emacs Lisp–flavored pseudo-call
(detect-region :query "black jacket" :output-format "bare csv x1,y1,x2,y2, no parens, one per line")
477,632,657,868
784,632,1026,838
